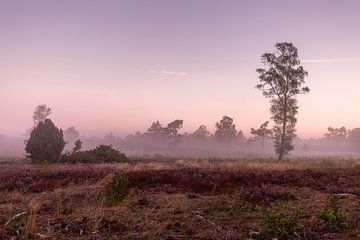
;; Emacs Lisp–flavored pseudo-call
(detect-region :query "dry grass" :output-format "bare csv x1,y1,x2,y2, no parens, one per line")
25,200,39,239
1,158,360,239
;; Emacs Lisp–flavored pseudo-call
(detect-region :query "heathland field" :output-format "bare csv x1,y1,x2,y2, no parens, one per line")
1,158,360,239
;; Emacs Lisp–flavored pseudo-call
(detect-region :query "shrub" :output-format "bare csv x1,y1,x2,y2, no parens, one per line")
89,145,127,163
106,174,129,204
317,195,348,232
25,119,66,163
258,208,300,240
61,145,128,164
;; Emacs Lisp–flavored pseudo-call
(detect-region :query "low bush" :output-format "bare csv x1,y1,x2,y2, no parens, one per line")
317,195,348,232
258,208,300,240
61,145,128,164
106,174,129,205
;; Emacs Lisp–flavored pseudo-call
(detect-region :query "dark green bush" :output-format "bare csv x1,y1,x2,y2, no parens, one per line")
258,208,300,240
61,144,128,164
106,174,129,204
25,119,66,163
317,195,348,232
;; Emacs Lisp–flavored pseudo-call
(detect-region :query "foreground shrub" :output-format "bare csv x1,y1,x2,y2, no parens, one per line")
258,208,300,240
106,174,129,204
25,119,66,163
61,145,128,163
317,195,348,232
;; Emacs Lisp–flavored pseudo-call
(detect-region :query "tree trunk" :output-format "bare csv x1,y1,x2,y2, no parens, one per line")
278,99,287,162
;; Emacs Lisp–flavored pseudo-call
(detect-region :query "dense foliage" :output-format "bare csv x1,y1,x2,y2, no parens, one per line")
25,119,66,163
61,144,128,163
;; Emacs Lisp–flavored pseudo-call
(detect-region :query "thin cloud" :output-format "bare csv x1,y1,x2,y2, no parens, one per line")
302,58,360,63
149,70,189,76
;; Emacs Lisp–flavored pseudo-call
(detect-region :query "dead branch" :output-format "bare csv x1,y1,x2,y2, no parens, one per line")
4,211,28,226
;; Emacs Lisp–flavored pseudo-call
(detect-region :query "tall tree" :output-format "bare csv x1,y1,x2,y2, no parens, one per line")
32,104,52,125
215,116,237,141
256,42,309,161
250,121,273,151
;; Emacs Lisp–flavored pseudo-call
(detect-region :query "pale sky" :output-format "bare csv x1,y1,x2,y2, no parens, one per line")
1,0,360,138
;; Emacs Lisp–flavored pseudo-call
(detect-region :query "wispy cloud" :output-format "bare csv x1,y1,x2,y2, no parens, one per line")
302,58,360,63
149,70,189,76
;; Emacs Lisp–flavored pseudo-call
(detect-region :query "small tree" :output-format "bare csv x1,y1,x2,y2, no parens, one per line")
167,119,183,145
348,128,360,147
250,121,273,151
32,104,52,126
192,125,210,140
167,120,183,137
25,119,66,163
72,139,82,153
146,121,167,137
256,42,309,161
215,116,237,141
325,127,347,142
64,127,80,142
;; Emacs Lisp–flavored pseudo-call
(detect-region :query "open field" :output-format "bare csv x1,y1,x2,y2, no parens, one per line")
1,158,360,239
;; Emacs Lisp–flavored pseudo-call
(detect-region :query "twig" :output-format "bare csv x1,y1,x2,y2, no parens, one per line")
334,193,358,198
4,211,28,226
36,233,48,238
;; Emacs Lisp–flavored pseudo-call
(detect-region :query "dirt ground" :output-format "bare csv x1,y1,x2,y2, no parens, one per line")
1,158,360,239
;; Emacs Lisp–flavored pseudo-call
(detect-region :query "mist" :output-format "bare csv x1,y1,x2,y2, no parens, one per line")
1,122,359,159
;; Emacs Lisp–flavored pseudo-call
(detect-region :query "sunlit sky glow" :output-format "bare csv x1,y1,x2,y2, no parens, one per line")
1,0,360,138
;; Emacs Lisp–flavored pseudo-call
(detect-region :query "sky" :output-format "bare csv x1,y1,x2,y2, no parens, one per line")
0,0,360,138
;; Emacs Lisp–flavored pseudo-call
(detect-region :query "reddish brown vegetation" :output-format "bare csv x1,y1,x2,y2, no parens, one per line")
1,160,360,239
1,165,360,195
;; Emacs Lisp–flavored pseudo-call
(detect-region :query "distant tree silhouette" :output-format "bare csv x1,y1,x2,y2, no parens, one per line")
215,116,237,141
25,119,66,163
192,125,210,140
146,120,183,140
256,42,309,161
250,121,273,151
167,120,183,145
104,132,117,143
146,121,167,137
64,127,80,143
348,128,360,143
167,120,183,137
72,139,82,153
325,127,347,142
32,104,52,126
237,130,245,140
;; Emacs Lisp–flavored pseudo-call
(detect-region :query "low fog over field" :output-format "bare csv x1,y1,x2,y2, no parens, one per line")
1,117,359,159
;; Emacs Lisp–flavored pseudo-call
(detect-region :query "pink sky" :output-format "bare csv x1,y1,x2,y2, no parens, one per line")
0,0,360,138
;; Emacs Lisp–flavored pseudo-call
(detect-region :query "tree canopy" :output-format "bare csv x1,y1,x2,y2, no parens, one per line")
215,116,237,141
256,42,309,161
25,119,66,163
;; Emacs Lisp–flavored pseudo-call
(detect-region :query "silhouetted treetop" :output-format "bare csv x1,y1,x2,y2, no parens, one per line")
192,125,210,140
32,104,52,125
215,116,237,141
325,127,347,141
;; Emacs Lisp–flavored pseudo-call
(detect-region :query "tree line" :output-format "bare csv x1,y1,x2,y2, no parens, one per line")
26,42,360,162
